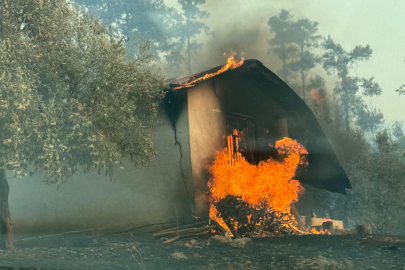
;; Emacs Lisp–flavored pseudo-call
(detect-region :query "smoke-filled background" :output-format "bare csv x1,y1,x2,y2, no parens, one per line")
72,0,405,234
162,0,404,122
76,0,405,123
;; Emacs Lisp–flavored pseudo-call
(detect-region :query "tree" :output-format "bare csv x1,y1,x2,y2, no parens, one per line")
288,18,322,101
392,121,404,140
267,10,298,82
307,76,327,115
166,0,210,75
76,0,210,77
397,84,405,95
268,11,324,102
0,0,165,249
322,36,382,132
307,75,327,104
74,0,180,58
354,103,384,135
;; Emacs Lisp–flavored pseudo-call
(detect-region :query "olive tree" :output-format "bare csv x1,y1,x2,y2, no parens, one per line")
0,0,165,249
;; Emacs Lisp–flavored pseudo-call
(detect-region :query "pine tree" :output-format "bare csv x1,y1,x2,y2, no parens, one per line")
322,36,382,132
166,0,211,75
267,10,298,82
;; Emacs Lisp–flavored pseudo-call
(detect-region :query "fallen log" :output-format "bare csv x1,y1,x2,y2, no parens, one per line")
156,220,207,234
162,230,210,243
223,218,241,238
153,225,215,237
210,220,227,236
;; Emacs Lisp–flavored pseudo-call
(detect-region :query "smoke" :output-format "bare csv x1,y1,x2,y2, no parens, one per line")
160,0,283,78
191,24,280,74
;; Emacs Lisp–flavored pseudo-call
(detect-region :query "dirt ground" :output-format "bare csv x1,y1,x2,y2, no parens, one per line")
1,231,405,270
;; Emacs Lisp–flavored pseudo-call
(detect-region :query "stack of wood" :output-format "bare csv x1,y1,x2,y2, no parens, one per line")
153,221,214,243
153,195,311,243
213,195,304,237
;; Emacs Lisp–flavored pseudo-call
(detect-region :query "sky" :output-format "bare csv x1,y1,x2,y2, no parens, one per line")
164,0,405,124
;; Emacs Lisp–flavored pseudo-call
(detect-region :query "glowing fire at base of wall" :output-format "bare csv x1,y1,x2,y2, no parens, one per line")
208,134,328,236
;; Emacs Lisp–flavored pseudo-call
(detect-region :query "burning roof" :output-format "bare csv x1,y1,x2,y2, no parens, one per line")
172,55,244,90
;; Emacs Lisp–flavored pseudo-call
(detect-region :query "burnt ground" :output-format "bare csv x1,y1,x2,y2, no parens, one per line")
1,230,405,270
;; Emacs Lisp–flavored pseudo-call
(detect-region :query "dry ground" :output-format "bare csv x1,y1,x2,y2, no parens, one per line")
1,231,405,269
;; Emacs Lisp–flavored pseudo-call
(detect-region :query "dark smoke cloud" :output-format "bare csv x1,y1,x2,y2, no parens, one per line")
189,22,281,75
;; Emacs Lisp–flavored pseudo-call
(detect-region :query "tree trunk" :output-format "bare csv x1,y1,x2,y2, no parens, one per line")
343,97,350,132
0,169,13,249
281,45,287,82
341,74,350,133
301,70,306,102
186,19,192,75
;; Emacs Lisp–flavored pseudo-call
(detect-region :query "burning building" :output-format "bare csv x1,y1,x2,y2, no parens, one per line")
8,57,351,234
165,57,351,220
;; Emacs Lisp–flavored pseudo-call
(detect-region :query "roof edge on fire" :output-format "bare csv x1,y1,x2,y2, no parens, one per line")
167,59,259,88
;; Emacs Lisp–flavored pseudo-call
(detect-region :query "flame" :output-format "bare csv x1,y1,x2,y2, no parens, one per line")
174,54,244,90
208,133,328,236
310,89,323,103
209,136,307,212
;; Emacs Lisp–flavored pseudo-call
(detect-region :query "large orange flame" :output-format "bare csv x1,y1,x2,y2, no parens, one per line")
174,53,244,90
209,137,307,212
207,135,330,236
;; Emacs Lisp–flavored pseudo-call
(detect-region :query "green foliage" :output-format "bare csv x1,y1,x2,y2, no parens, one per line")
322,37,372,77
0,0,165,186
392,121,404,140
75,0,210,76
397,137,405,154
362,77,382,96
74,0,179,58
288,18,322,101
267,10,299,82
166,0,211,75
321,36,383,132
266,10,403,235
362,130,405,234
312,126,405,235
354,104,384,134
268,11,324,102
397,85,405,95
